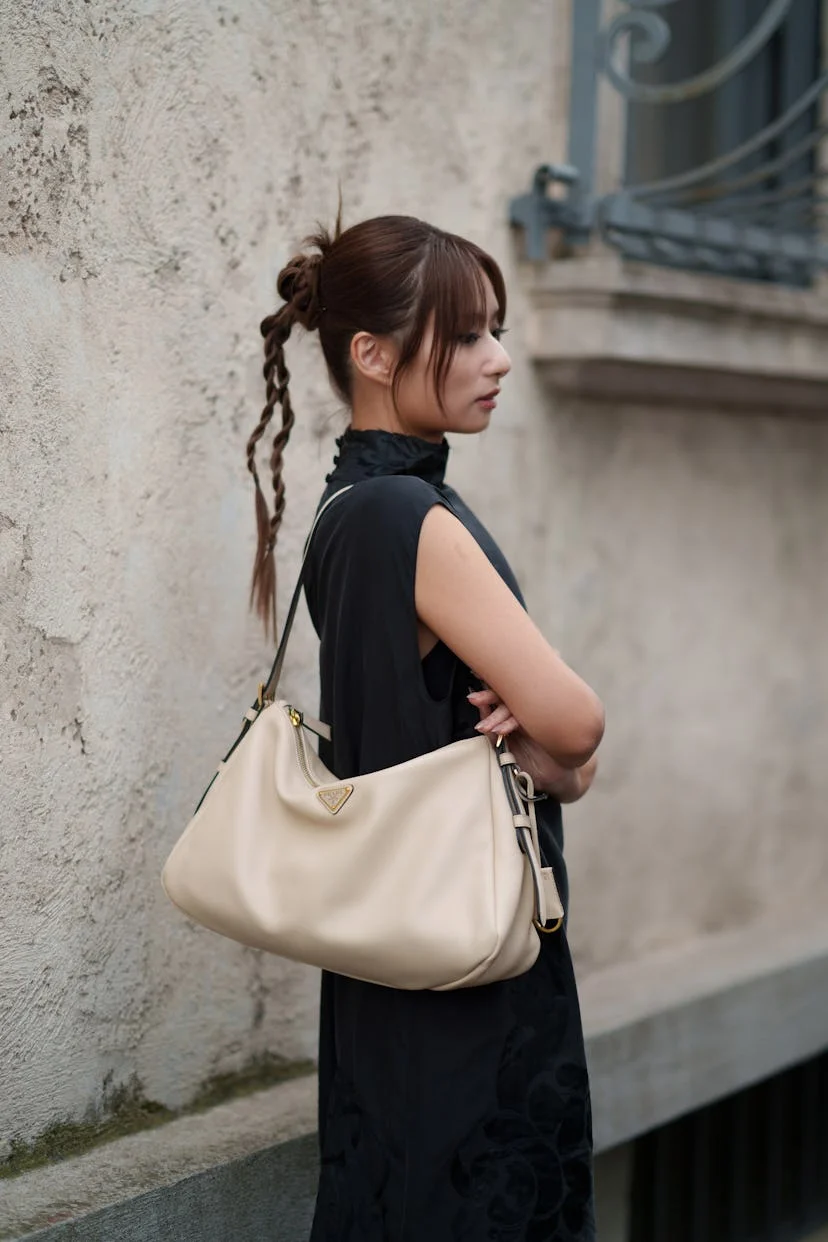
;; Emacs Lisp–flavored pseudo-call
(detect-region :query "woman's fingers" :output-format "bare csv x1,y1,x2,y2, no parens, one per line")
468,689,520,735
478,703,511,728
475,703,518,734
467,688,498,707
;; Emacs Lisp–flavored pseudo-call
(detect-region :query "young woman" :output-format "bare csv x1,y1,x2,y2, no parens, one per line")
247,215,604,1241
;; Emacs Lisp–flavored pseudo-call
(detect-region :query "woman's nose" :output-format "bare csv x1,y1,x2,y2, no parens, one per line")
488,339,512,377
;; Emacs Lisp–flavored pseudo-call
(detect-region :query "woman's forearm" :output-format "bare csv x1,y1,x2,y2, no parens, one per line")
502,731,598,802
543,753,598,803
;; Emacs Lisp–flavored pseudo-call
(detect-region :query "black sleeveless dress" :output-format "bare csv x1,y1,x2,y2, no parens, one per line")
302,429,594,1242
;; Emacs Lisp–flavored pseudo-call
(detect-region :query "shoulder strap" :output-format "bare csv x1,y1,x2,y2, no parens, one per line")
261,485,353,702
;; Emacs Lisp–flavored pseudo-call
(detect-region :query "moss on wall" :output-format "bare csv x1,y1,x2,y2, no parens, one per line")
1,1057,315,1179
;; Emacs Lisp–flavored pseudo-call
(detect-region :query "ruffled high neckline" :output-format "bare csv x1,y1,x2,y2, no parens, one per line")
326,428,450,487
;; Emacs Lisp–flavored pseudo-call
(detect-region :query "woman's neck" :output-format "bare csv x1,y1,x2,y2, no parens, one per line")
348,389,443,444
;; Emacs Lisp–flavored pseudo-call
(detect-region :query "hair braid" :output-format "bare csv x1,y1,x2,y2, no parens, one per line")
247,309,294,637
247,246,326,637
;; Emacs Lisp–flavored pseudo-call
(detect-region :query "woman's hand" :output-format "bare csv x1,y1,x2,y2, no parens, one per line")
467,688,598,803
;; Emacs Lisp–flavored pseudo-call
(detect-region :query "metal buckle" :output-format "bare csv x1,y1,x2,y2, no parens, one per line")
534,917,563,935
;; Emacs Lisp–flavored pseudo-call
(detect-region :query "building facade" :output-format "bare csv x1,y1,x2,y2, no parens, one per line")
1,0,827,1237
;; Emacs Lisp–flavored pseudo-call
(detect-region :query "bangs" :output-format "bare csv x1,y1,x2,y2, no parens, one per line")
391,231,507,409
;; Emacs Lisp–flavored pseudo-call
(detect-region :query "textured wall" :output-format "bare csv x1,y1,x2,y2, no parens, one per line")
3,0,827,1149
0,0,561,1143
531,400,828,972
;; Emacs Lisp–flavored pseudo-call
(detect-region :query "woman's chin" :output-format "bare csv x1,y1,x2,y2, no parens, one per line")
447,409,492,436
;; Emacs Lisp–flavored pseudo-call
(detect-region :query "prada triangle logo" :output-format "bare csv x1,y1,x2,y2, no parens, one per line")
316,785,354,815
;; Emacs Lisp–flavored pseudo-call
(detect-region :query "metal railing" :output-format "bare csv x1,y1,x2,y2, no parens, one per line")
510,0,828,284
630,1049,828,1241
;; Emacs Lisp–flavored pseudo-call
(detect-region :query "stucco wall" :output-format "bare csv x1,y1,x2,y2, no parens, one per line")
0,0,563,1144
2,0,827,1150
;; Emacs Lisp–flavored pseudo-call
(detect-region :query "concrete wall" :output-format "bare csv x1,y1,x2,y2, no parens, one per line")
0,0,563,1145
531,400,828,973
2,0,827,1152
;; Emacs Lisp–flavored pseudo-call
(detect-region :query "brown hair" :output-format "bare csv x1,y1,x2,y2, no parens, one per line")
246,213,507,635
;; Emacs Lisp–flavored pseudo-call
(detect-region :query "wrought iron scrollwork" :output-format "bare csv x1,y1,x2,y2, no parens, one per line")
598,0,795,104
509,0,828,281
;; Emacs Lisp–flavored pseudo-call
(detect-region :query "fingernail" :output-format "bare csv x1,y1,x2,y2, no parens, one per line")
474,722,485,732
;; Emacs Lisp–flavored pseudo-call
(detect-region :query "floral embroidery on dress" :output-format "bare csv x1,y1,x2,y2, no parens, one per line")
312,1076,392,1241
450,937,595,1241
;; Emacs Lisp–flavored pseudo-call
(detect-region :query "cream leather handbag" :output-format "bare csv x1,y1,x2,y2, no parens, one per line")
161,488,563,990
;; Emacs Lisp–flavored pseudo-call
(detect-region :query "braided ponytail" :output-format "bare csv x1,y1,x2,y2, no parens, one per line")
247,245,327,636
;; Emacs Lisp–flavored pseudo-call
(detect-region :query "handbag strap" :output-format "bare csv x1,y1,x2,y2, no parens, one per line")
498,747,564,933
261,485,354,703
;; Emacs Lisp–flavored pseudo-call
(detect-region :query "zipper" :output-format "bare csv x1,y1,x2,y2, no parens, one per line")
286,705,319,788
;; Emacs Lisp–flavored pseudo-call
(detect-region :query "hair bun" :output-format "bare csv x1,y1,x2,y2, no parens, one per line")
277,251,324,330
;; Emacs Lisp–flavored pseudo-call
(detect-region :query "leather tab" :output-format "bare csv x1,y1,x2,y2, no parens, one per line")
302,714,332,742
541,867,563,919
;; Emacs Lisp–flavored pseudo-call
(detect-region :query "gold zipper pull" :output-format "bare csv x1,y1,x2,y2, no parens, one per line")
288,707,302,729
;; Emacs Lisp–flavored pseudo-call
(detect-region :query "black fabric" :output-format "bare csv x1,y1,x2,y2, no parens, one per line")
302,428,594,1242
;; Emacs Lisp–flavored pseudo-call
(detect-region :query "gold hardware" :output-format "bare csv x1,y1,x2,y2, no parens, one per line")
534,917,563,935
317,785,354,815
286,705,318,788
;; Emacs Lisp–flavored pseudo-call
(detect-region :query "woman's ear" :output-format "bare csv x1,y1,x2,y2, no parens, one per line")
350,332,395,387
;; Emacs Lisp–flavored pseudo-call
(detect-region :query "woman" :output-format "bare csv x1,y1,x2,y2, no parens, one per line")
247,215,604,1241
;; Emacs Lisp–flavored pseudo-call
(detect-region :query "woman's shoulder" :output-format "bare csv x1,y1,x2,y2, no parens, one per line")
308,476,448,611
322,474,443,538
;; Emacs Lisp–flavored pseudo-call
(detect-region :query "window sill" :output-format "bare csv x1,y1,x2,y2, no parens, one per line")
523,253,828,414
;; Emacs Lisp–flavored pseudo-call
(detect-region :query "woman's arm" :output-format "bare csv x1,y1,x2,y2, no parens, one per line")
415,505,604,769
468,687,598,801
549,754,597,803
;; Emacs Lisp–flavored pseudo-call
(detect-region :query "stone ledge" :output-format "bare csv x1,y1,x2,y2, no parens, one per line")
581,908,828,1151
4,910,828,1239
0,1076,317,1241
3,1137,319,1242
523,253,828,412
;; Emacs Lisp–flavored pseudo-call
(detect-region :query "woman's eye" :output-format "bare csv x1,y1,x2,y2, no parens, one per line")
458,327,509,346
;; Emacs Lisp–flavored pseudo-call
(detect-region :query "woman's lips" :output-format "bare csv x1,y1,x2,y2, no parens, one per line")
477,390,500,410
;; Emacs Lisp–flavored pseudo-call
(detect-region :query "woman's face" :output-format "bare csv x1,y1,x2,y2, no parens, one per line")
393,274,512,441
